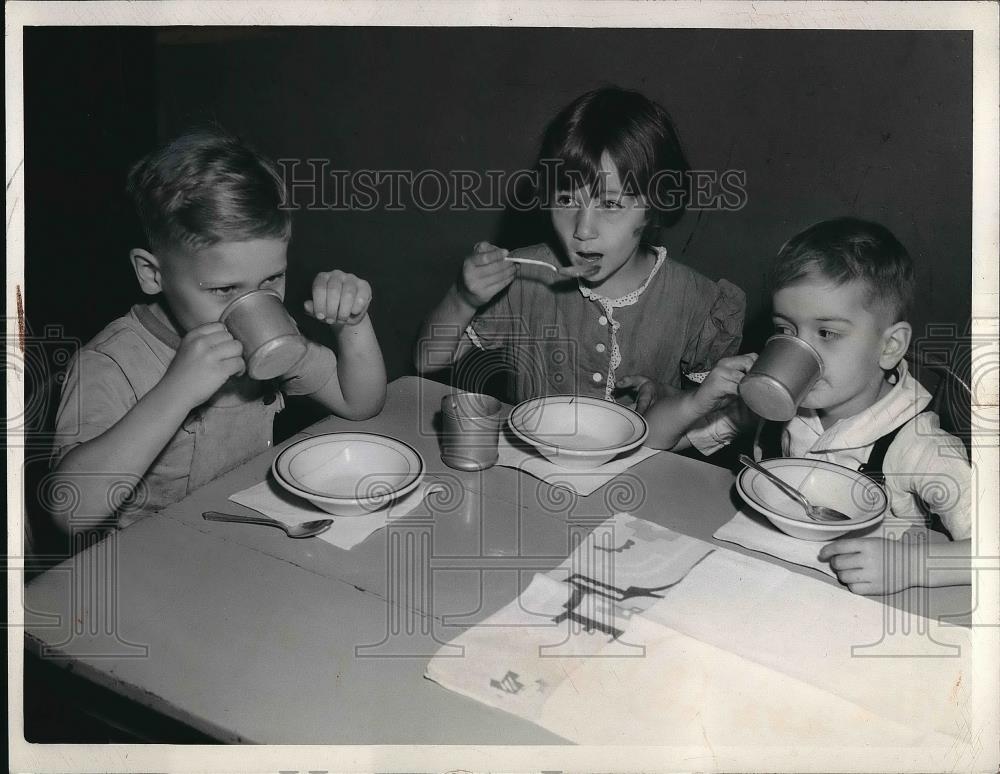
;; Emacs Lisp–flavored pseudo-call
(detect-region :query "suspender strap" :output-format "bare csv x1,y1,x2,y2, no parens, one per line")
857,405,934,485
758,405,933,484
856,426,904,485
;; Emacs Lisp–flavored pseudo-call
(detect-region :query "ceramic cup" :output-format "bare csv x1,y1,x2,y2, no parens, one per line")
739,334,824,421
440,392,504,471
219,289,308,380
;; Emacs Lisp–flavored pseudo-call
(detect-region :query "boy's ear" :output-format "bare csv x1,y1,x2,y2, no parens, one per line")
130,249,163,295
879,320,912,370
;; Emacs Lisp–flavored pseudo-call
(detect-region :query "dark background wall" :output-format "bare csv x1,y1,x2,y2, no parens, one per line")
24,27,972,437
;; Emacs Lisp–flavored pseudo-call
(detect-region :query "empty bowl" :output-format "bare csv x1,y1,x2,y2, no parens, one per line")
272,432,424,516
736,457,888,541
508,395,648,469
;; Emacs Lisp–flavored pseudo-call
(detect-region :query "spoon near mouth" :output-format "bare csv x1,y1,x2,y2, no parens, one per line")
505,256,599,278
737,455,852,523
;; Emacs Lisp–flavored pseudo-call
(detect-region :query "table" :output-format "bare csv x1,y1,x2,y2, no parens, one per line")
22,376,972,743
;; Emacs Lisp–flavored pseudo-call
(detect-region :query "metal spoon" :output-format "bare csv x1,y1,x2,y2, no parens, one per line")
505,256,599,278
737,455,851,523
202,511,333,538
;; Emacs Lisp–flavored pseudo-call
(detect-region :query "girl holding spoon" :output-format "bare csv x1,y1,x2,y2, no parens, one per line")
414,87,746,409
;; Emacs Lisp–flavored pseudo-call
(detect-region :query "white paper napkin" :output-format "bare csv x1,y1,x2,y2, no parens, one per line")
425,514,967,749
228,478,444,550
496,432,660,496
713,509,941,576
642,548,971,741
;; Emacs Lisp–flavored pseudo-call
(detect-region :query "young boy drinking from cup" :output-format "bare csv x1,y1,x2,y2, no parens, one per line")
48,129,387,536
644,217,972,595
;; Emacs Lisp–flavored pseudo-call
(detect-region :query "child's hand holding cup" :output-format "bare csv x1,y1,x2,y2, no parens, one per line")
738,335,824,420
219,289,307,380
689,354,759,415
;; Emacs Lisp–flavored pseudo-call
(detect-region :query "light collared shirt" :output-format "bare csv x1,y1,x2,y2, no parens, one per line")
52,302,336,523
687,360,972,540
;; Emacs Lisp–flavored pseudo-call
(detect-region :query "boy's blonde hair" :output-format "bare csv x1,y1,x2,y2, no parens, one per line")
771,217,915,323
127,127,290,254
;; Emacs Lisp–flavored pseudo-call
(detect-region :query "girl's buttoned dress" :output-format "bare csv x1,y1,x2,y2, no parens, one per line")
466,243,747,404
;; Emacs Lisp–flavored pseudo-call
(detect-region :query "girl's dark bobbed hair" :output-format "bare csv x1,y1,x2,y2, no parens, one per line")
537,86,690,243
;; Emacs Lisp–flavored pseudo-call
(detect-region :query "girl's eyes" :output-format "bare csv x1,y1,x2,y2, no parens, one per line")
262,273,285,286
774,323,795,335
817,329,841,340
208,286,237,297
553,194,625,209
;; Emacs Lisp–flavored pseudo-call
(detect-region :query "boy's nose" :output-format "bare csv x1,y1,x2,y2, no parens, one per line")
574,206,597,240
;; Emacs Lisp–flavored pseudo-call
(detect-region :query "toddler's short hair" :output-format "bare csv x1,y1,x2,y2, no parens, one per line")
127,128,291,254
537,86,690,241
772,217,915,322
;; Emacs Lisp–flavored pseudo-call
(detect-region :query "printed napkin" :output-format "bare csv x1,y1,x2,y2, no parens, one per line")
496,431,660,496
228,477,444,550
425,513,969,750
713,509,943,577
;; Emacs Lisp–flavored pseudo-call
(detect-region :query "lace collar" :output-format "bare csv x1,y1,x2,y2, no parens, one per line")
577,246,667,308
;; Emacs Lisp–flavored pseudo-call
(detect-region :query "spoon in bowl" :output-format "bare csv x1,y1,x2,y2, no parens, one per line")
737,455,851,523
505,256,599,278
202,511,333,538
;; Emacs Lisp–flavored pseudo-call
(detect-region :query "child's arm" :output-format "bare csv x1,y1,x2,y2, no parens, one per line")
643,354,758,450
818,537,971,594
613,375,679,414
819,415,974,595
301,270,387,419
50,323,245,533
413,242,517,373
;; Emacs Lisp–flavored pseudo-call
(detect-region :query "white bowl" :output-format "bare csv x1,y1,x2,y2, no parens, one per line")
272,433,424,516
736,457,888,541
508,395,648,469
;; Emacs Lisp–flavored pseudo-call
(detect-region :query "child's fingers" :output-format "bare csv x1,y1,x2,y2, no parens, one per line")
473,241,495,254
222,353,247,378
825,551,865,571
475,257,515,279
615,375,647,389
497,262,517,284
716,353,758,375
635,382,657,413
211,338,243,359
834,568,871,585
481,267,516,294
191,321,230,335
192,327,238,350
184,322,230,345
310,275,332,320
334,283,357,323
847,582,878,596
817,538,863,561
470,247,508,267
350,287,372,317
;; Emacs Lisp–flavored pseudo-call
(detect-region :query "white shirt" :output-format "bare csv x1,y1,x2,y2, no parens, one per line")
687,361,972,540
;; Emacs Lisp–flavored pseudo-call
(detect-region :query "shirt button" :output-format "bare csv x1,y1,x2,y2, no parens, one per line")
592,372,603,383
595,343,606,353
598,316,608,326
